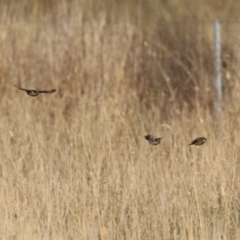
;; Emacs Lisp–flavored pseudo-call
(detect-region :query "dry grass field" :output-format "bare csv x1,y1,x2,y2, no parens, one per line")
1,0,240,239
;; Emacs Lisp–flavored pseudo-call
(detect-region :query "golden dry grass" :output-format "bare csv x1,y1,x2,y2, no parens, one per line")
0,0,240,239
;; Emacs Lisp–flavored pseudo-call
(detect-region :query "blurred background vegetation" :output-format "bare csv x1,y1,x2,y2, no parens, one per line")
1,0,240,239
1,0,240,120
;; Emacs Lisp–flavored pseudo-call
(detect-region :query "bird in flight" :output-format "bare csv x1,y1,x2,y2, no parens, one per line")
15,85,56,97
189,137,207,146
145,135,162,145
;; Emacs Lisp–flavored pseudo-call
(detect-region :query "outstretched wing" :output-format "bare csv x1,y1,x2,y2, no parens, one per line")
14,85,30,92
15,85,56,94
38,89,57,94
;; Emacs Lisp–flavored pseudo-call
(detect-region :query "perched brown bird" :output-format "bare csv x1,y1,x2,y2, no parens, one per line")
189,137,207,146
145,135,162,145
15,85,56,97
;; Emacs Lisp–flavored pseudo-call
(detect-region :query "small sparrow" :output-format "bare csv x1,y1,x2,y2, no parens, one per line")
15,85,57,97
189,137,207,146
145,135,162,145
